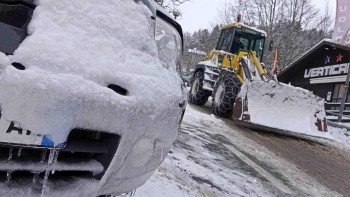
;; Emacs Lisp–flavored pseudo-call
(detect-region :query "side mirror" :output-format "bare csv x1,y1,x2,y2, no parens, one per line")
268,40,274,52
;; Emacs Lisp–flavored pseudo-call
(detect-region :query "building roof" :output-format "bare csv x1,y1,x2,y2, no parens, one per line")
278,39,350,82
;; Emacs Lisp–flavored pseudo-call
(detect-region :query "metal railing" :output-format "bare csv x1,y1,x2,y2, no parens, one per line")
326,103,350,130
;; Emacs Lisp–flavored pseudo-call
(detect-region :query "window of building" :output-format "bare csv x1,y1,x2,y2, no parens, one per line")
331,83,350,110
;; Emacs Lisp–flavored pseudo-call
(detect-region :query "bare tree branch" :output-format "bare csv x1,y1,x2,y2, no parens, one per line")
154,0,191,18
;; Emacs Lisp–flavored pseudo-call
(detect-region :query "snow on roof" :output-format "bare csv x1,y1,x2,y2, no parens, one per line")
221,22,267,37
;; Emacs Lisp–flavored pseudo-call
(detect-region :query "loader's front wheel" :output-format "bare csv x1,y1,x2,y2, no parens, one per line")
212,74,241,117
189,71,209,106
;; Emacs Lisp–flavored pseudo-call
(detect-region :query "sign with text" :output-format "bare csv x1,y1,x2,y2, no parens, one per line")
304,63,349,78
333,0,350,46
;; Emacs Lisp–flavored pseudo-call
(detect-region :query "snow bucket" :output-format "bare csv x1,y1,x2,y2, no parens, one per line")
233,80,329,138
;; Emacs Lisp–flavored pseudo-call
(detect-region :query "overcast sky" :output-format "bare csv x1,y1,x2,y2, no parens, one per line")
177,0,337,33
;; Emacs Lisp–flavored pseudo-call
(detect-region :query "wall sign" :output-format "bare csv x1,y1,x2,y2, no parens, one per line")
304,63,349,78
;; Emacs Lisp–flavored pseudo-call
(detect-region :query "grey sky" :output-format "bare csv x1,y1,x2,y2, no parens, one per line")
178,0,337,33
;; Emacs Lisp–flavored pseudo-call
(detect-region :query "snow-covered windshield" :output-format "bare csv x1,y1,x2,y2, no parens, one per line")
0,2,33,54
155,17,182,74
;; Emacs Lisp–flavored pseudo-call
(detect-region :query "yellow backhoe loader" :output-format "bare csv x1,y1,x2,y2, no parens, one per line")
189,18,328,138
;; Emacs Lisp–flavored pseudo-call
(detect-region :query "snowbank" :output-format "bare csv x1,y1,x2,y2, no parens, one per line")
327,126,350,149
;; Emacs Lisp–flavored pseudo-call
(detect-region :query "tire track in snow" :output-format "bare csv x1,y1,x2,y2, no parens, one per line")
222,143,293,195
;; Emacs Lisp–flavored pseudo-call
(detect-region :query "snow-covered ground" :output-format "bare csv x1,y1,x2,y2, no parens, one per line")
135,104,346,197
327,126,350,149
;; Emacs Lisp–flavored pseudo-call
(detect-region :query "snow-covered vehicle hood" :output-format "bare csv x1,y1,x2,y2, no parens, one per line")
0,0,185,196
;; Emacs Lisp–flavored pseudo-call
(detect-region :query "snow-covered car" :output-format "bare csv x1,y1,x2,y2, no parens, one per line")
0,0,185,196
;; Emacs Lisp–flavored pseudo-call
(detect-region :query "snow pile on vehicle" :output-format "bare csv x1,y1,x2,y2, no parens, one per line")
0,0,184,195
199,60,218,67
235,80,332,139
0,0,183,144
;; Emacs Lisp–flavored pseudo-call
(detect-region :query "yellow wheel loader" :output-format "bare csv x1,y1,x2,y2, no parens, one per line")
189,20,328,138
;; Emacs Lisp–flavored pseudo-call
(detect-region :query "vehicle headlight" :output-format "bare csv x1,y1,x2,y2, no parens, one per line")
155,17,182,75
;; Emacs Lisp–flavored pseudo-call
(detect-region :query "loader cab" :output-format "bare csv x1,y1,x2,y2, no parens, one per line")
216,23,266,62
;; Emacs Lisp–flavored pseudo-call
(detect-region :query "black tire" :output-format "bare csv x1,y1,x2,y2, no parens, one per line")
212,73,241,117
189,71,209,106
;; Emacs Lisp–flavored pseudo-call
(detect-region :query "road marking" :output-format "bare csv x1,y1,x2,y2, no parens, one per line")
223,144,293,194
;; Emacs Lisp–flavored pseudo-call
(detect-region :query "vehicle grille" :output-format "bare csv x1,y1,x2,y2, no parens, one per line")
0,129,120,194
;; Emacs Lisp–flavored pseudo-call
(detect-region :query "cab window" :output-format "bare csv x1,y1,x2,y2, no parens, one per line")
216,28,234,52
253,38,265,61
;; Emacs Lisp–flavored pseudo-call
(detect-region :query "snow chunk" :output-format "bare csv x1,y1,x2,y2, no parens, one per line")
328,126,350,149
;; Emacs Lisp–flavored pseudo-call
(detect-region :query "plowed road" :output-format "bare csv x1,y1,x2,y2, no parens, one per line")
138,103,350,197
194,103,350,196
